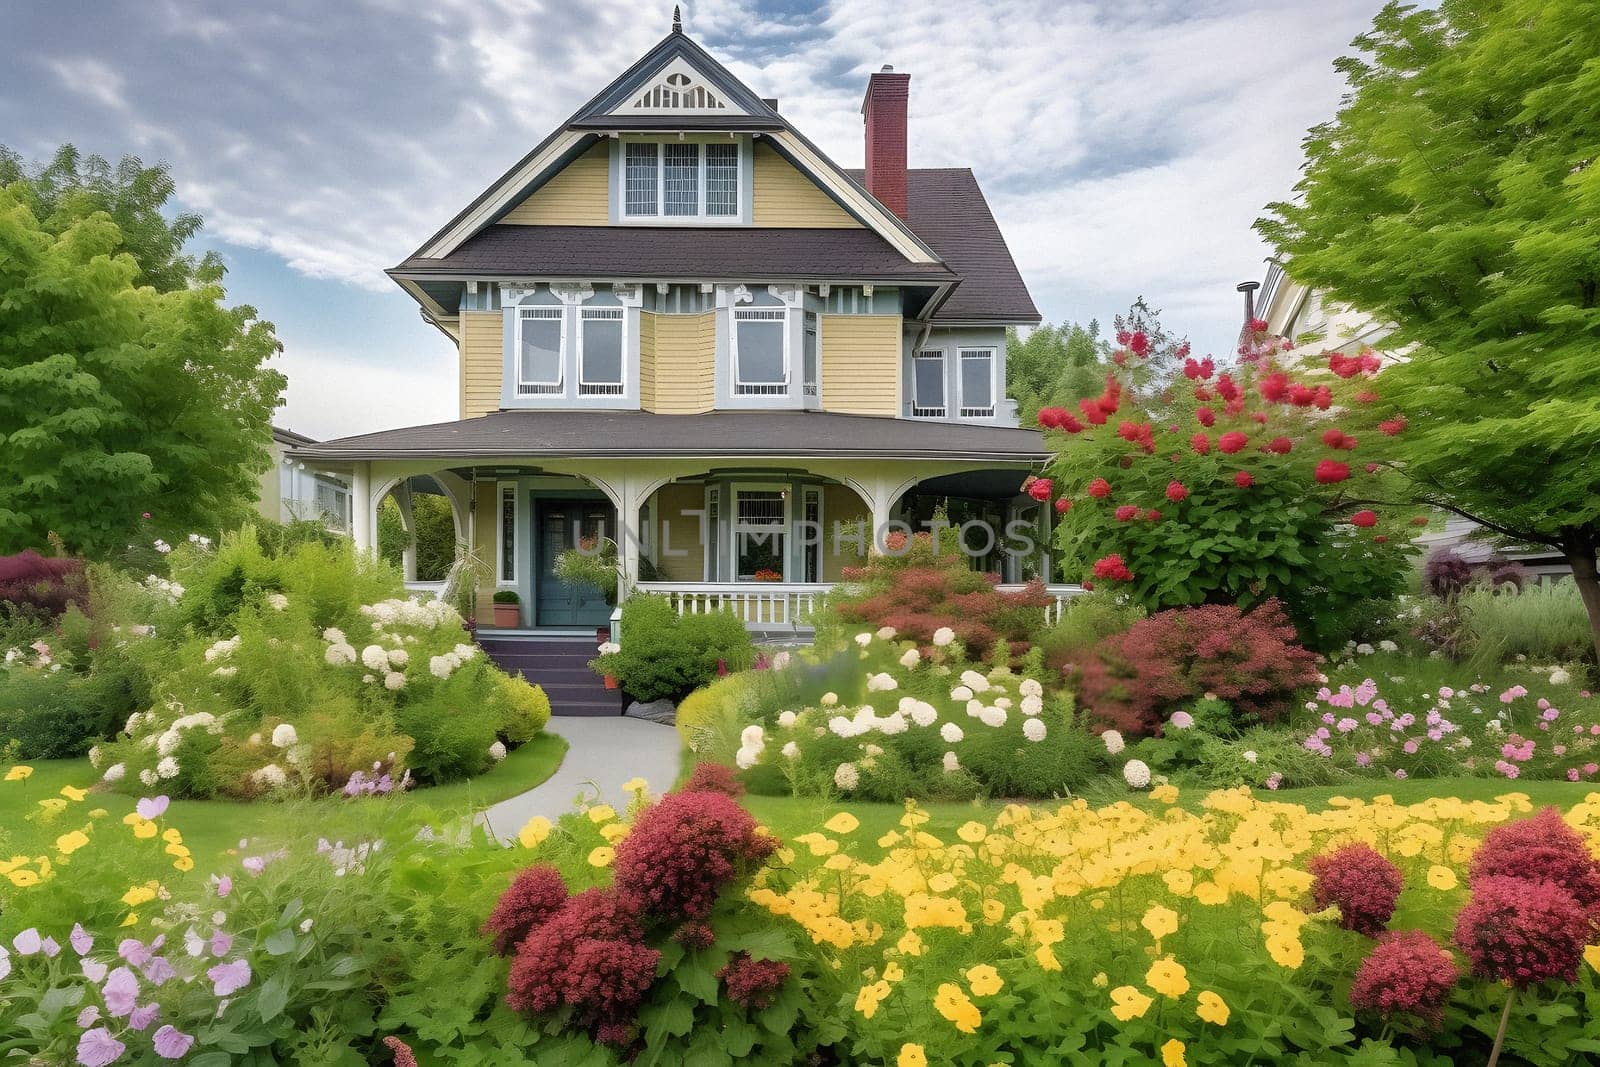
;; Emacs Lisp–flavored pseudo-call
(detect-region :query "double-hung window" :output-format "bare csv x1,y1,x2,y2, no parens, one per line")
578,307,625,396
517,307,564,396
733,307,788,395
620,141,741,221
958,348,996,418
912,351,947,417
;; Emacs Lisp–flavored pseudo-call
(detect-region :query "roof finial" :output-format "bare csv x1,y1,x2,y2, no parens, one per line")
671,5,683,33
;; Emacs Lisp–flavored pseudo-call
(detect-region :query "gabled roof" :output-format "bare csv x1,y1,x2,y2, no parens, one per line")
290,410,1047,463
404,27,938,268
847,168,1040,325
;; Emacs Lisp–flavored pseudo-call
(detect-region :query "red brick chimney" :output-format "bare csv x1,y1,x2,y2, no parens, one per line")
862,65,910,220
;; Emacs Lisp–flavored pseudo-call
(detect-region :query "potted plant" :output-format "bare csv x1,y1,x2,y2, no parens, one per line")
554,537,621,605
590,641,622,690
491,589,521,628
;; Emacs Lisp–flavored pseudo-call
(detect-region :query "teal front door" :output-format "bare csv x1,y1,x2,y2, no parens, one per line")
534,498,615,628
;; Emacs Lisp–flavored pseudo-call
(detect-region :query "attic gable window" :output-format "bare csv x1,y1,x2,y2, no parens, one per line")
620,140,741,221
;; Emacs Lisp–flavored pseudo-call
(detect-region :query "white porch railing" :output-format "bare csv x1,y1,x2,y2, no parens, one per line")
633,581,1085,630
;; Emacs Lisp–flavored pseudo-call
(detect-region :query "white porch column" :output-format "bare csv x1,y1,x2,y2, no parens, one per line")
395,480,416,581
865,474,895,554
616,473,643,599
350,462,374,553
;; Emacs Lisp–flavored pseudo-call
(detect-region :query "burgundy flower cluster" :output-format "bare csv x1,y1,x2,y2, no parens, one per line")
1348,931,1459,1031
717,952,791,1011
1309,843,1404,937
613,788,778,922
493,787,786,1047
683,761,745,797
1452,806,1600,988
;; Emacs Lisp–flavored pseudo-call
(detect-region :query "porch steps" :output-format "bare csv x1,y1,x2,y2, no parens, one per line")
476,636,620,717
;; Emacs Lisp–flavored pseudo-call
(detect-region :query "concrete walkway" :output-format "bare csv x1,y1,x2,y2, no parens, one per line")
481,716,681,843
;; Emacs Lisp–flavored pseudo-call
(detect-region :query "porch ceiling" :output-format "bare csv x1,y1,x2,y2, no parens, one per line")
289,410,1049,463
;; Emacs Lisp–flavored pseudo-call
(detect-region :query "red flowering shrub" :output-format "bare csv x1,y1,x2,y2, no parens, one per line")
482,864,569,955
1071,599,1319,735
1452,875,1593,988
0,550,87,621
683,761,745,797
831,544,1051,663
612,789,777,922
671,920,717,950
1468,807,1600,916
717,952,791,1011
1040,321,1415,648
1309,844,1403,936
1348,931,1458,1031
505,887,648,1017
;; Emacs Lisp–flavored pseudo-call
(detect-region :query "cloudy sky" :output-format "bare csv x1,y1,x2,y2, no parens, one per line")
3,0,1382,439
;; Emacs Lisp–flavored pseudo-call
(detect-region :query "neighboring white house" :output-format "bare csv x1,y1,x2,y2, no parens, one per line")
259,427,352,532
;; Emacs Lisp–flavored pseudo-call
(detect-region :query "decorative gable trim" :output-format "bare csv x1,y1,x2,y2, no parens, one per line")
616,56,732,114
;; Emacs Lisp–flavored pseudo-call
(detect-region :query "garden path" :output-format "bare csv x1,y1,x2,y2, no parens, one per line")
479,716,680,842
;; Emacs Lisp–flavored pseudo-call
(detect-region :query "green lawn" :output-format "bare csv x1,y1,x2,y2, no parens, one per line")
0,732,567,872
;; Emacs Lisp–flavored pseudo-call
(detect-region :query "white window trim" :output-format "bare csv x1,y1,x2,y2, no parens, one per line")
515,307,565,395
731,482,790,582
577,306,627,395
495,483,517,586
802,311,820,398
618,138,744,223
911,350,948,417
731,307,790,395
958,347,998,418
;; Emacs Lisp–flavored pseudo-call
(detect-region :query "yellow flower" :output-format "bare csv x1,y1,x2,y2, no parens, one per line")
897,1044,927,1067
173,855,195,872
1142,904,1179,942
933,982,981,1033
1091,972,1108,989
517,816,553,849
855,979,891,1018
89,808,108,819
1426,865,1458,891
587,846,615,867
897,930,924,956
1035,945,1061,971
1196,990,1230,1026
587,804,617,824
1586,945,1600,973
600,823,630,843
1110,985,1153,1022
622,777,649,794
59,786,88,802
55,830,90,856
824,812,860,835
1151,783,1179,804
37,798,67,814
883,960,905,983
5,765,33,781
965,964,1004,997
1265,929,1304,970
957,820,988,843
7,868,40,887
161,828,183,845
130,818,157,840
927,872,957,894
1161,1038,1187,1067
121,913,139,927
1163,869,1194,896
164,842,190,859
121,884,158,907
1146,958,1189,999
1192,881,1228,906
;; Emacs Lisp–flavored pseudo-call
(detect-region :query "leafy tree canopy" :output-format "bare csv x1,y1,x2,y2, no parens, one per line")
0,163,284,559
1256,0,1600,656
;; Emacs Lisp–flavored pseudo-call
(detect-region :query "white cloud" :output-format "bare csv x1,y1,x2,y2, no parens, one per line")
272,344,456,440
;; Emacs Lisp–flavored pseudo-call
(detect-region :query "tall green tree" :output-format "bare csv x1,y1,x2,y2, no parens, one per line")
0,145,221,293
0,187,284,558
1256,0,1600,660
1006,319,1107,424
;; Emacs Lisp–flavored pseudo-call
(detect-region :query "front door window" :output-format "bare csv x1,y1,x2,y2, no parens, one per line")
535,499,615,627
734,488,786,582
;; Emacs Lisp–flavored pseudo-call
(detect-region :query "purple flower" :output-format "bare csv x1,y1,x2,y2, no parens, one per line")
103,966,140,1017
76,1005,100,1028
153,1025,195,1060
210,874,232,898
207,958,252,996
81,959,107,983
241,856,266,875
118,938,152,968
1402,739,1419,755
136,795,170,820
129,1002,160,1031
13,929,42,955
71,924,94,955
141,955,177,984
76,1027,126,1067
209,931,233,958
1355,752,1372,768
1394,768,1408,780
41,936,61,958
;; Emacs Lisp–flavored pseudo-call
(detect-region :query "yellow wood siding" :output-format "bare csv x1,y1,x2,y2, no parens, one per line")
460,311,504,419
501,143,610,225
821,484,870,580
648,311,716,414
753,144,860,228
820,314,901,416
637,311,657,408
649,483,707,581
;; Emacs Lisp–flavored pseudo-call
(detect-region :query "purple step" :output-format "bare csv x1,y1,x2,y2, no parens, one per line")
477,636,620,716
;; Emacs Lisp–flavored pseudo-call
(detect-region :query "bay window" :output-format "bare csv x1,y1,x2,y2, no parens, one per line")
620,140,742,221
578,307,625,396
959,348,996,418
733,307,788,395
517,307,564,396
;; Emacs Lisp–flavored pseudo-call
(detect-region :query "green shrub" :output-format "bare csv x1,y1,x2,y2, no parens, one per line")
608,594,755,703
493,674,551,744
0,667,138,759
491,589,520,605
1038,591,1144,675
1460,580,1594,668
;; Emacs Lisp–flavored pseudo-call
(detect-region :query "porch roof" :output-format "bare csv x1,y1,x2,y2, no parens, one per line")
288,410,1049,463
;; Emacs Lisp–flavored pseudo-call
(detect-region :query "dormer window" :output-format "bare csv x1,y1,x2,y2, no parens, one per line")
621,140,741,221
517,307,564,396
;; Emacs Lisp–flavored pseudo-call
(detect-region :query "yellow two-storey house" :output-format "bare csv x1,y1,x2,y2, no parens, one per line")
295,13,1052,642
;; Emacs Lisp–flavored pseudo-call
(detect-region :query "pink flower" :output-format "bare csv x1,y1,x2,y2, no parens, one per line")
153,1025,195,1060
1454,875,1592,988
1309,844,1404,937
102,966,140,1018
135,796,170,820
1349,930,1458,1031
129,1003,160,1031
141,956,177,984
70,924,93,956
76,1027,126,1067
207,958,252,996
211,874,232,898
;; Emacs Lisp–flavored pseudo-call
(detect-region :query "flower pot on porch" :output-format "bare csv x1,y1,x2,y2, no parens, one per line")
596,626,611,645
604,675,620,690
492,604,520,628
